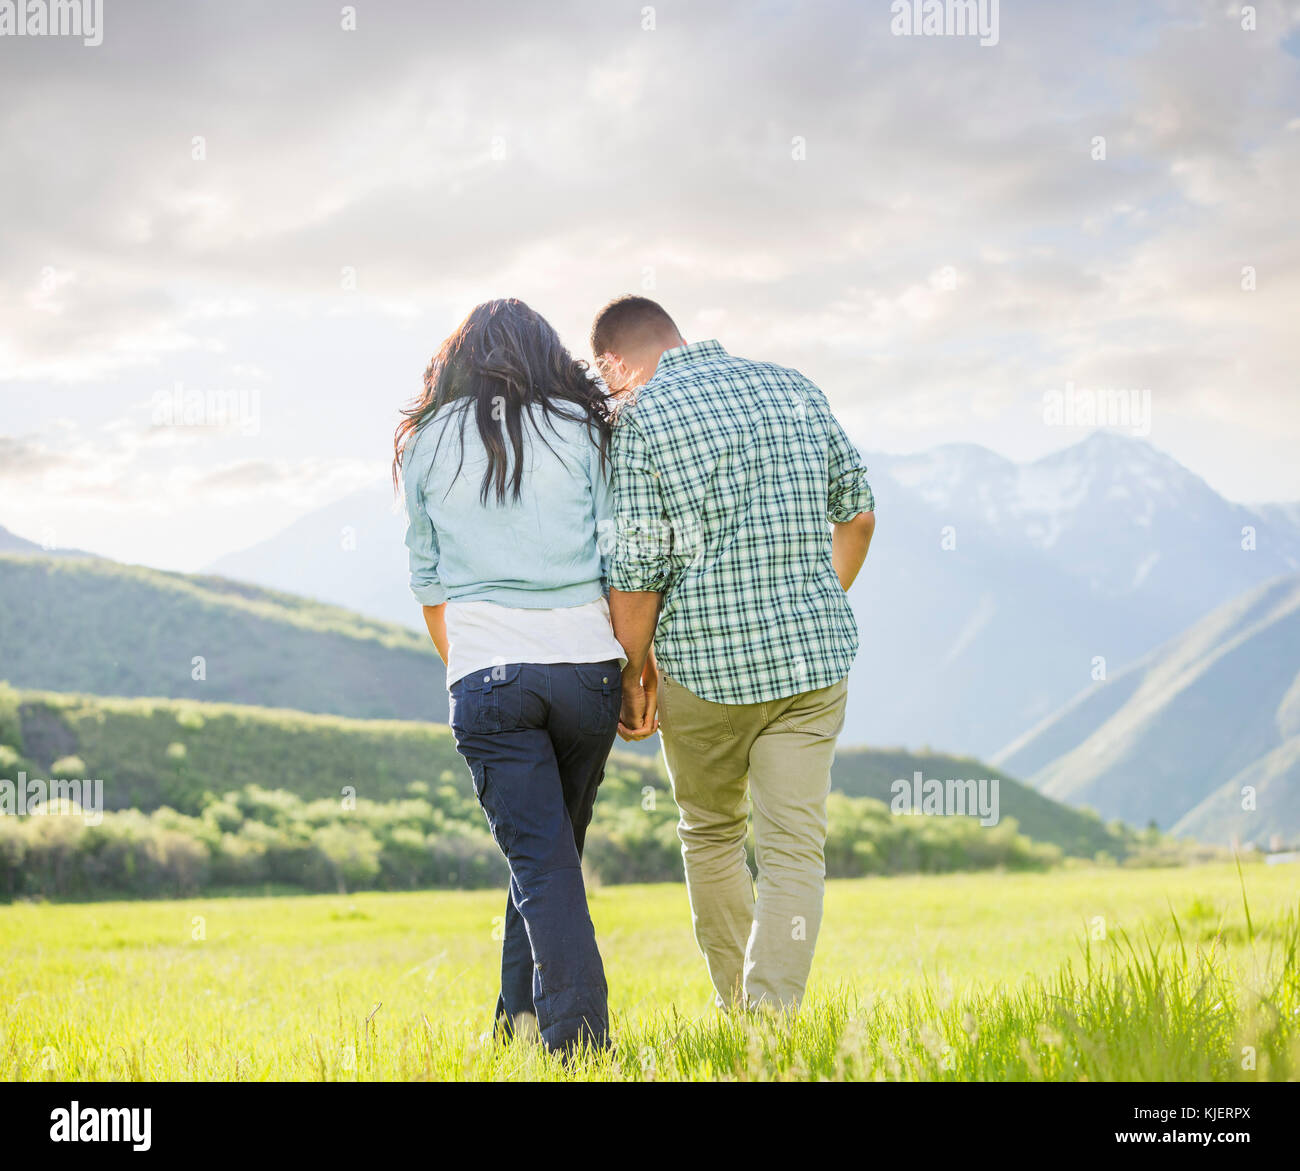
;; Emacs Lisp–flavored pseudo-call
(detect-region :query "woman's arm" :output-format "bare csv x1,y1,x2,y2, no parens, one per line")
403,439,450,662
422,603,449,665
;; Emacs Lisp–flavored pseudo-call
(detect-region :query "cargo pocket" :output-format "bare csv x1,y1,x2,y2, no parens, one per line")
575,662,621,735
460,663,524,733
469,760,516,854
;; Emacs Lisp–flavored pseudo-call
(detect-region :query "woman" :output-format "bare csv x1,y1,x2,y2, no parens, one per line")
394,299,627,1055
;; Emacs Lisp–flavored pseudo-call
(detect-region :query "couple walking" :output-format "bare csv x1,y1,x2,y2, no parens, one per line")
395,295,875,1055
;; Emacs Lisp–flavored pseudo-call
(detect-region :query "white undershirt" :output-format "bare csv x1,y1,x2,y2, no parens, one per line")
443,597,627,688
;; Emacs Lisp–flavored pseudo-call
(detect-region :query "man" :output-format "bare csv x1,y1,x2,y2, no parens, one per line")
593,295,876,1012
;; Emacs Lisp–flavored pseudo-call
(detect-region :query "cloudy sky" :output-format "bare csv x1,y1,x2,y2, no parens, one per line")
1,0,1298,571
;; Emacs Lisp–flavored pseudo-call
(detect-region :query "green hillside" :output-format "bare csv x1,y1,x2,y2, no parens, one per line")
4,685,1134,854
0,552,1146,863
3,688,465,813
0,554,448,722
0,684,1179,901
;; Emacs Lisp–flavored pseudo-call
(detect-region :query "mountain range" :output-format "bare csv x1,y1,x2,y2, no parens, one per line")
996,573,1300,846
6,430,1299,842
204,432,1300,759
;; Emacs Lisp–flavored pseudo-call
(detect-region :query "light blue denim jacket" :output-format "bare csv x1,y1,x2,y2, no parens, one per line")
402,402,612,609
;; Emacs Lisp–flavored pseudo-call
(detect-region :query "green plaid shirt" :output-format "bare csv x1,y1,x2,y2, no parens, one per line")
609,340,875,705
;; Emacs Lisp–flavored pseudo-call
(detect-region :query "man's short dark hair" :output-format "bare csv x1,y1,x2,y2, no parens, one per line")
590,295,681,358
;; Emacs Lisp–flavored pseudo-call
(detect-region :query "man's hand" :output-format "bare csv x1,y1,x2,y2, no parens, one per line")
618,651,659,741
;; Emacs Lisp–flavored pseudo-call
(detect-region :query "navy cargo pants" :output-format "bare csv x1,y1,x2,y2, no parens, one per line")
449,659,621,1053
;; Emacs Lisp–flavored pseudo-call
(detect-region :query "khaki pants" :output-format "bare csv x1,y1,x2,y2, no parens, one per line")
659,673,848,1011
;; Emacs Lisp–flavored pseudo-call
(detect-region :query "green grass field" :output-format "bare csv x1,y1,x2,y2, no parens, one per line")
3,862,1297,1081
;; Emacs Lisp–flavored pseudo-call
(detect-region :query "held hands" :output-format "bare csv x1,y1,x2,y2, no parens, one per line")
618,651,660,742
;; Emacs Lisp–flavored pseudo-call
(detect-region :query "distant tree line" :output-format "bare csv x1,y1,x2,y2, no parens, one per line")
0,776,1072,900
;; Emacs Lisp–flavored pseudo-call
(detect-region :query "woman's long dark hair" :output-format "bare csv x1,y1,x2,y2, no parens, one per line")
393,298,611,505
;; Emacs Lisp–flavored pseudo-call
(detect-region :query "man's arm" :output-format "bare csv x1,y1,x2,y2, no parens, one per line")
609,589,661,736
819,385,876,589
832,511,875,591
607,413,672,739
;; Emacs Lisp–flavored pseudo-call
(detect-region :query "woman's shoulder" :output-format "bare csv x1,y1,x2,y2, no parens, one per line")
415,401,472,445
403,405,467,479
531,402,604,446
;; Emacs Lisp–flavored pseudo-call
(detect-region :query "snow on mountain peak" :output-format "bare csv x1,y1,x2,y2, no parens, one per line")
871,431,1192,542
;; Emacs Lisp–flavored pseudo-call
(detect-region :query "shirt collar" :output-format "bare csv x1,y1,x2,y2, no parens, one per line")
654,338,727,374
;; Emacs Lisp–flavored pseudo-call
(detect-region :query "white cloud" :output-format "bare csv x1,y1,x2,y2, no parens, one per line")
0,0,1296,564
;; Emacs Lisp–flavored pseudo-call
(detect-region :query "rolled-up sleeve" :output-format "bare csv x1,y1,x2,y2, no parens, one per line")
608,414,672,594
824,407,875,523
402,452,448,606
